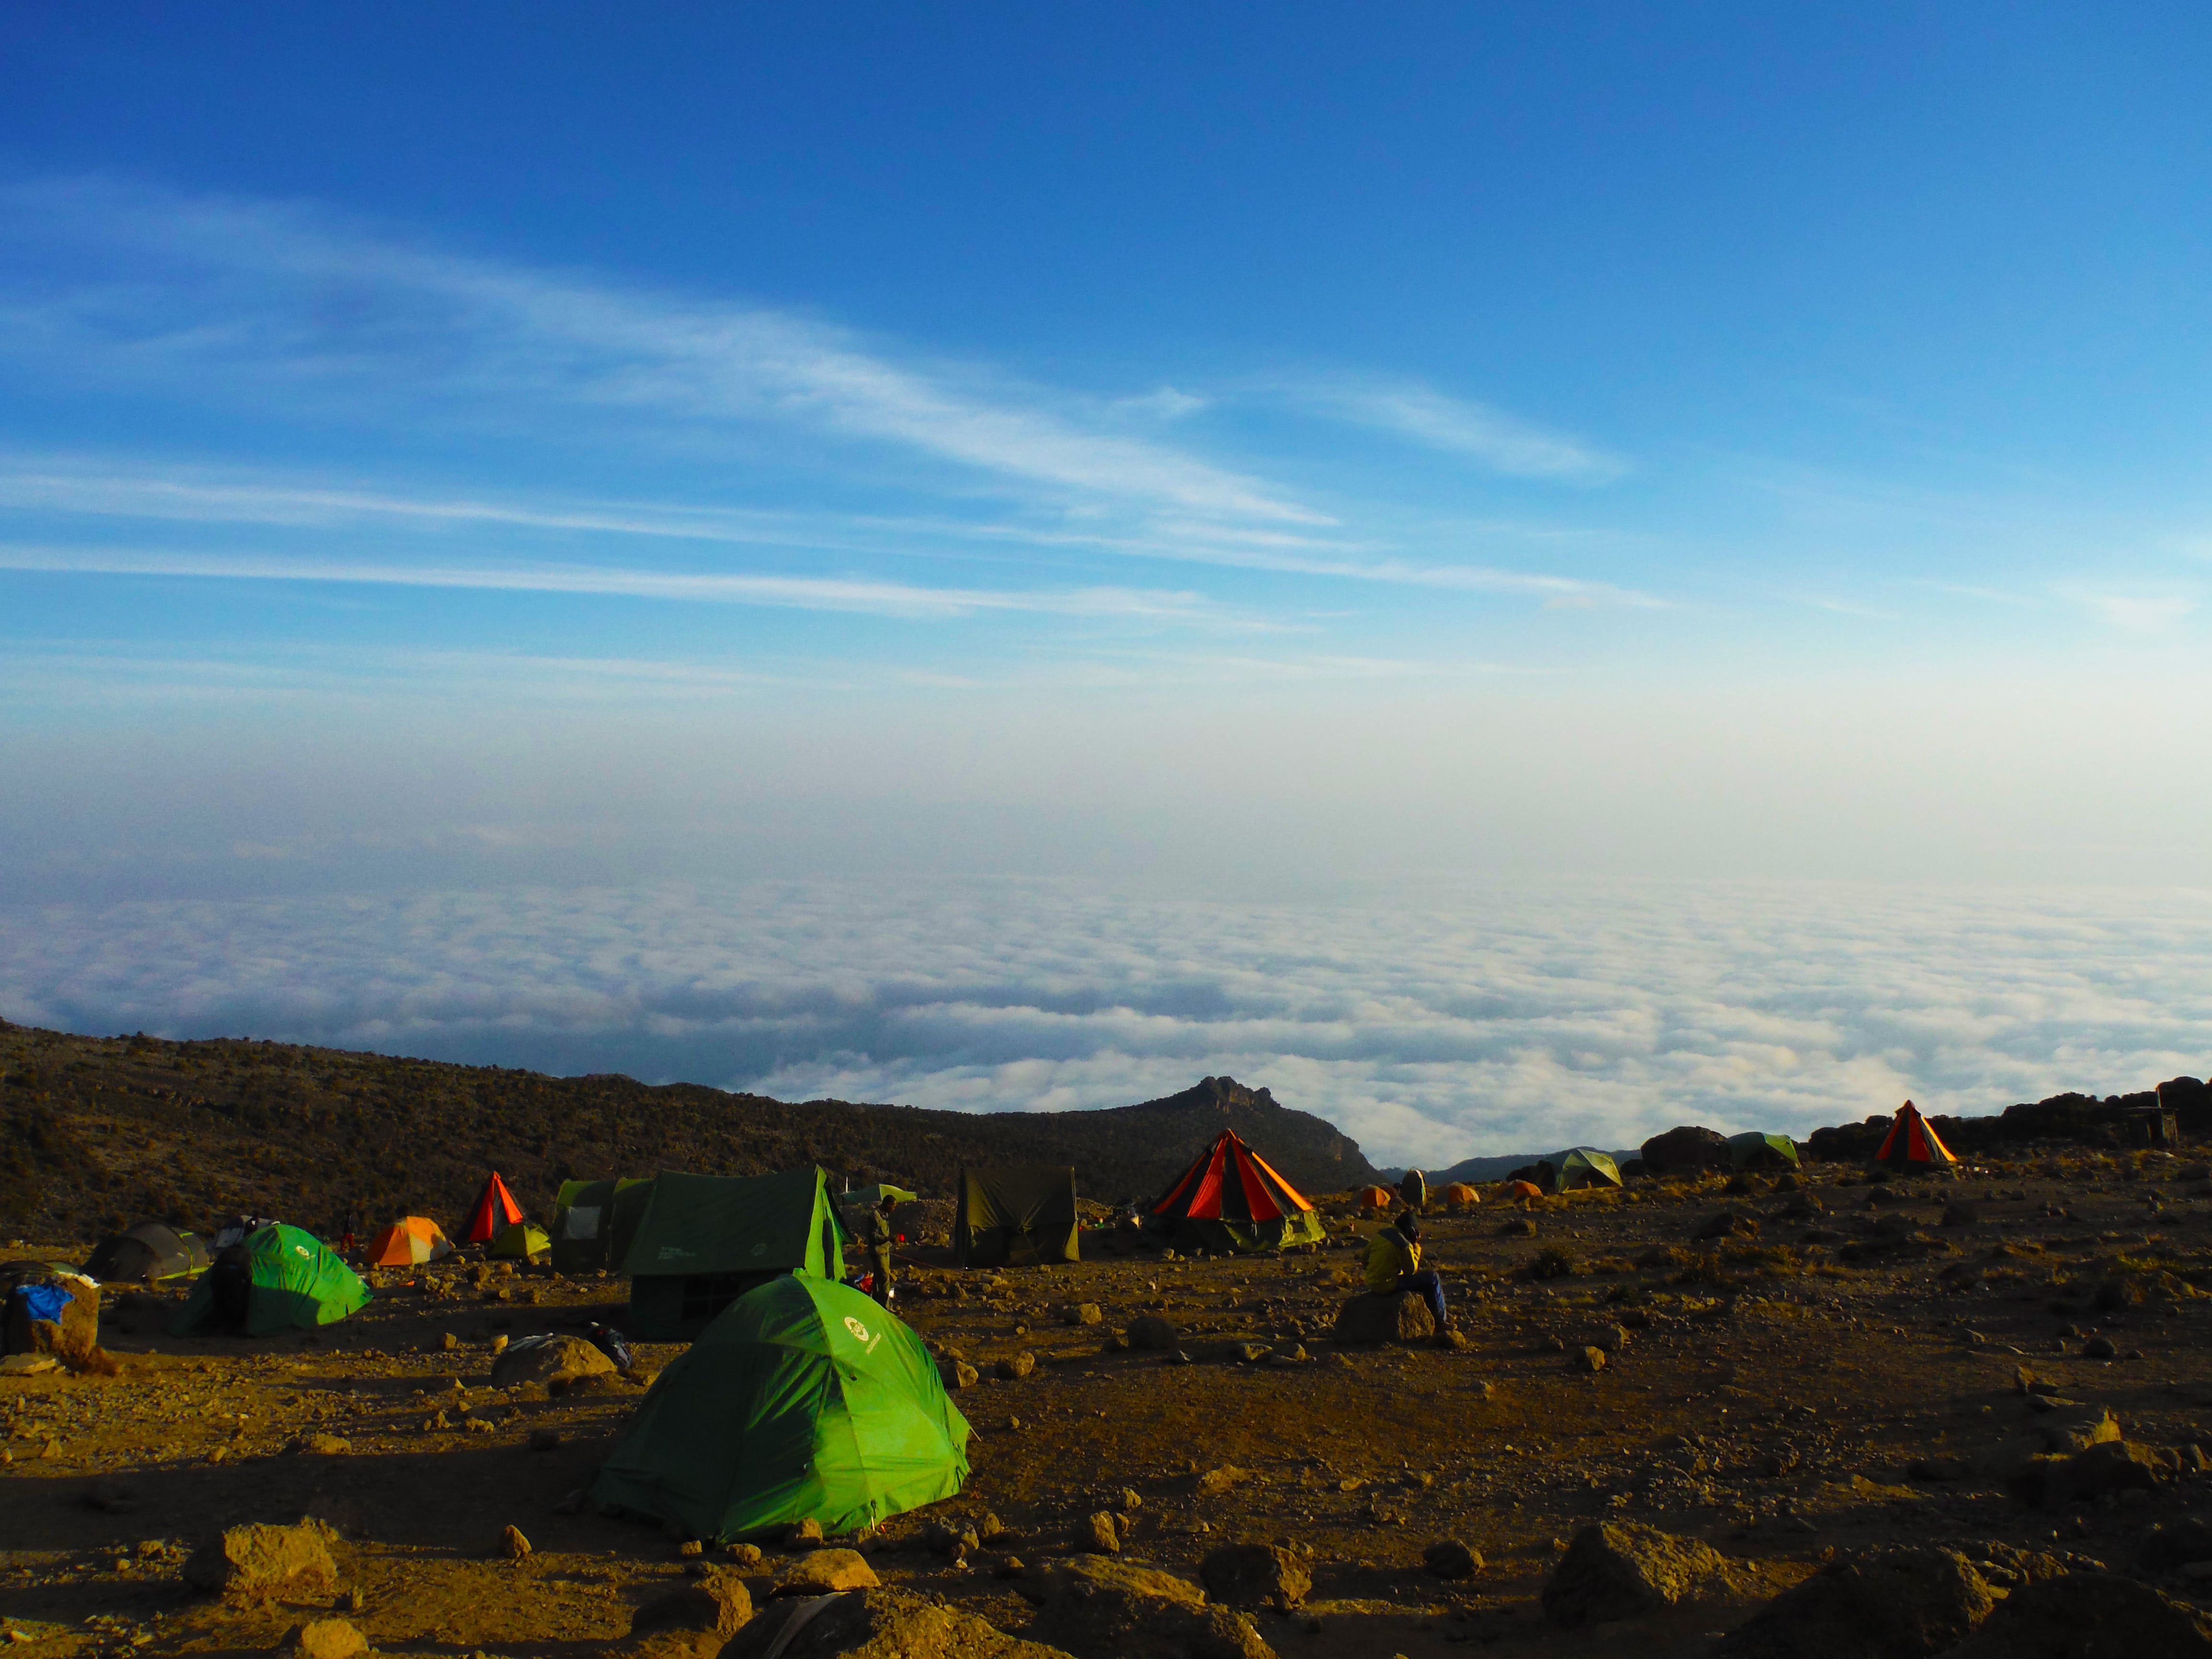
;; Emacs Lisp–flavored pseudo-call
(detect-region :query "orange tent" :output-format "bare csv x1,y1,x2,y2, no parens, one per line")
1358,1186,1394,1209
1506,1179,1544,1200
1441,1182,1480,1208
366,1215,453,1266
463,1171,525,1244
1873,1101,1958,1173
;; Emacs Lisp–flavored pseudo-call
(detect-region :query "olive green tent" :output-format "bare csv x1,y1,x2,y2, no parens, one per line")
590,1274,968,1542
841,1184,919,1214
954,1166,1079,1267
620,1167,846,1342
1550,1147,1624,1194
491,1220,552,1259
549,1176,655,1276
168,1225,371,1336
1728,1131,1800,1171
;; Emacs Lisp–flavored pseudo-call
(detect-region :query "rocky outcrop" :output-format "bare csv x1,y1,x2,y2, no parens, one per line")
1640,1126,1731,1175
492,1333,616,1389
726,1587,1075,1659
1542,1522,1730,1626
1943,1571,2212,1657
1018,1556,1274,1659
1714,1546,1995,1659
1200,1543,1310,1608
1331,1293,1434,1345
183,1520,338,1599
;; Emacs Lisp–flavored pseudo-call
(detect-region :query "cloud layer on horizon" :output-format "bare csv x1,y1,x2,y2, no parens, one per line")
5,878,2211,1168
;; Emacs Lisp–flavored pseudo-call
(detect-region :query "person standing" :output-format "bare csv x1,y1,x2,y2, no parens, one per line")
859,1193,899,1309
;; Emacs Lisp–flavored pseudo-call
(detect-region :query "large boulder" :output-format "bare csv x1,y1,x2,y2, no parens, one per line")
2053,1440,2165,1504
1943,1571,2212,1657
278,1621,368,1659
3,1273,100,1365
1542,1522,1730,1627
184,1520,338,1599
1714,1546,1996,1659
1331,1293,1434,1345
726,1587,1075,1659
1125,1316,1179,1351
1641,1126,1731,1175
1019,1556,1274,1659
1200,1543,1310,1608
632,1573,756,1640
492,1333,616,1390
773,1550,880,1596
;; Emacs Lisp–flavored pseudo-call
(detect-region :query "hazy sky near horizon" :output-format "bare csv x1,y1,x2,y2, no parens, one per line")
3,9,2211,1150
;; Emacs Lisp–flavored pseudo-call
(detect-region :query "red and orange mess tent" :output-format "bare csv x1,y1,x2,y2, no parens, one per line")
366,1215,453,1266
1874,1101,1958,1174
1149,1129,1326,1253
463,1171,525,1244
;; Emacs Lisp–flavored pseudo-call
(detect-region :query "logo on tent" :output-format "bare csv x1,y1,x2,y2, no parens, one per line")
844,1316,871,1343
294,1246,311,1258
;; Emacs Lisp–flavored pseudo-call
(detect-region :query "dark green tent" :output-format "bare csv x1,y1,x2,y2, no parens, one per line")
590,1274,968,1542
1550,1147,1624,1194
86,1220,210,1285
953,1166,1079,1267
168,1225,370,1336
1727,1131,1800,1171
620,1167,846,1342
550,1176,656,1276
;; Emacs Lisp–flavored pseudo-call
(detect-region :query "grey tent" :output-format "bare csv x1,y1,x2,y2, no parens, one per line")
86,1220,210,1285
620,1167,847,1342
1727,1131,1801,1171
954,1166,1079,1268
550,1177,656,1277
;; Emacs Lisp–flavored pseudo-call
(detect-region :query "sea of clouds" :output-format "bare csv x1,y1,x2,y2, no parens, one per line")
5,878,2211,1168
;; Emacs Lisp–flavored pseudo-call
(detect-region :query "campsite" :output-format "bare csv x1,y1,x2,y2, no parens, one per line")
11,1032,2212,1654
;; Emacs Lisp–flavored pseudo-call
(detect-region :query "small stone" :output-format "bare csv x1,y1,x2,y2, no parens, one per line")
1119,1488,1143,1512
1577,1346,1607,1373
996,1351,1037,1381
677,1539,703,1557
1238,1343,1273,1363
489,1334,508,1354
278,1618,368,1659
1063,1303,1103,1326
1424,1539,1482,1579
502,1525,531,1560
1197,1464,1252,1494
1202,1541,1312,1606
774,1547,879,1595
1125,1314,1179,1349
947,1361,980,1390
441,1332,459,1350
630,1573,754,1639
2083,1334,2118,1360
725,1542,765,1567
1082,1511,1121,1554
786,1518,825,1547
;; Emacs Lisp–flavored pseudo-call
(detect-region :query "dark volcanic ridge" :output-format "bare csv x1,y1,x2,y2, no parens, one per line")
0,1019,1374,1242
2,1014,2207,1245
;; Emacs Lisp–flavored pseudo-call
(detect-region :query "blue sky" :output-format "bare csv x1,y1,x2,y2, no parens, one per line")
3,8,2211,1145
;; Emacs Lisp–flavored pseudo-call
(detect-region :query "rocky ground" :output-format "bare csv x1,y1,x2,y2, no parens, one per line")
8,1147,2212,1656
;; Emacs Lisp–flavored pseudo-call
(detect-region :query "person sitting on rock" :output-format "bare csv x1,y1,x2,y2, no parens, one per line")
1366,1209,1450,1340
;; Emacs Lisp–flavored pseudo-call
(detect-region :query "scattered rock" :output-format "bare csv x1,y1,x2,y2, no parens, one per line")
1331,1293,1435,1344
1714,1545,1995,1659
2032,1407,2121,1455
1943,1570,2212,1657
293,1433,351,1456
491,1333,616,1390
185,1522,339,1599
1081,1512,1121,1555
633,1574,757,1639
724,1543,766,1568
1019,1555,1274,1659
1125,1315,1178,1350
945,1360,981,1390
997,1351,1038,1381
1576,1346,1607,1373
1063,1303,1103,1326
786,1518,825,1547
2082,1334,2118,1360
1196,1465,1252,1495
441,1331,459,1350
725,1585,1073,1659
1423,1539,1482,1580
277,1619,368,1659
2052,1440,2164,1504
502,1525,531,1560
1499,1218,1539,1238
1695,1210,1761,1241
1542,1521,1730,1627
774,1548,880,1596
1201,1542,1311,1606
1594,1324,1629,1353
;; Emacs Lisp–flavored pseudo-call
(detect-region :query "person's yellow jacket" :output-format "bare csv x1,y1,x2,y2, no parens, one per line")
1364,1226,1419,1293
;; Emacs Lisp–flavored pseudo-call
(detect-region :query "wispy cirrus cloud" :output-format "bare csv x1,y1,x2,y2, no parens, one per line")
1285,377,1628,483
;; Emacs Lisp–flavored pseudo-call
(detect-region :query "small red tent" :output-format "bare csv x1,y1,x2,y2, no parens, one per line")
1873,1101,1958,1173
1149,1129,1326,1252
463,1171,525,1244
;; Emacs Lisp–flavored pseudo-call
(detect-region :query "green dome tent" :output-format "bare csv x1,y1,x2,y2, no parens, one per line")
1727,1131,1800,1171
590,1274,969,1543
491,1220,552,1260
1550,1147,1624,1194
168,1225,371,1336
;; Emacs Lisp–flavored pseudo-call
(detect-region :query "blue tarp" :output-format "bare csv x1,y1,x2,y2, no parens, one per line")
14,1284,74,1324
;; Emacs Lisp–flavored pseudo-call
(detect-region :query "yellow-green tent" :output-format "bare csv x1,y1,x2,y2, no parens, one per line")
491,1221,552,1260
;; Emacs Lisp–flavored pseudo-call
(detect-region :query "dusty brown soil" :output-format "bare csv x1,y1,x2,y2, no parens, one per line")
7,1150,2212,1656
